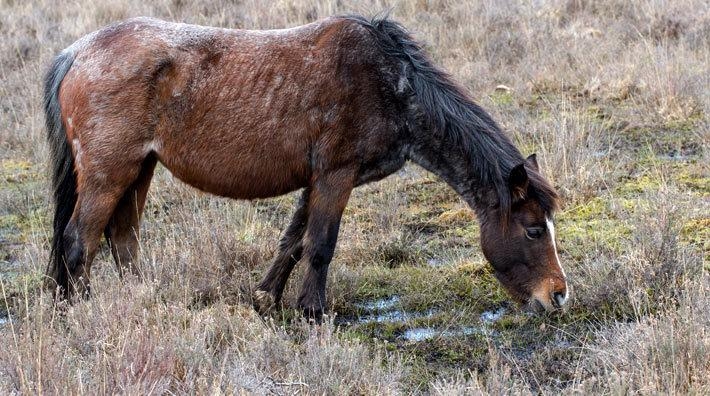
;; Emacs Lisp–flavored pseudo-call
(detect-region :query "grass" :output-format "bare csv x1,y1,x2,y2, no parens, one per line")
1,0,709,394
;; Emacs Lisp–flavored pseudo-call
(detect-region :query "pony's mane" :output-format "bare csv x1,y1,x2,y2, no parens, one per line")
349,15,560,218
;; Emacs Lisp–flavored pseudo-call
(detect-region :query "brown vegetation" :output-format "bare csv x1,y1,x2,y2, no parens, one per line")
1,0,708,394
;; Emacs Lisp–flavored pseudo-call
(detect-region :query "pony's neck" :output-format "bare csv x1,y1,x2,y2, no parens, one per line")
408,106,524,216
351,16,524,219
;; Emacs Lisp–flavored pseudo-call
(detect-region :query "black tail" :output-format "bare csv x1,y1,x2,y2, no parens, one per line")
44,49,77,298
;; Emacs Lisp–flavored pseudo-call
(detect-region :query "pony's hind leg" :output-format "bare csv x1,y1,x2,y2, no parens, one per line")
104,155,157,277
254,188,310,313
62,185,132,299
60,155,148,299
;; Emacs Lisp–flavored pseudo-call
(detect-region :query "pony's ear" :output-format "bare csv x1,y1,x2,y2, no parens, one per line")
509,163,529,202
526,153,539,171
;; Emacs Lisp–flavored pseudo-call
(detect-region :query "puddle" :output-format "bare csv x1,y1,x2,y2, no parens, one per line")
656,153,693,161
402,326,485,341
355,296,400,311
0,315,10,328
555,340,573,348
351,297,508,341
402,327,439,341
400,307,507,342
353,296,437,324
480,307,506,323
426,258,444,267
357,309,436,324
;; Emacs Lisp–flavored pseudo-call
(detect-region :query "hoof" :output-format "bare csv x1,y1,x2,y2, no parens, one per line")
302,308,324,324
298,302,325,323
253,290,276,314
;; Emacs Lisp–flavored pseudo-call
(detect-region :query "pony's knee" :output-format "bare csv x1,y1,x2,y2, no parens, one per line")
305,239,336,269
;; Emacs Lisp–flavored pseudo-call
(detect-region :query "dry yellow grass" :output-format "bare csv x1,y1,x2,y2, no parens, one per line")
1,0,708,394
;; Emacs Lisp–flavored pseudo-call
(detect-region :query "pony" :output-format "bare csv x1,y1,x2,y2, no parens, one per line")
44,15,568,317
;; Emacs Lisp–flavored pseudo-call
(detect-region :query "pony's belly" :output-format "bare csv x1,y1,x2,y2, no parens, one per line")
157,150,310,199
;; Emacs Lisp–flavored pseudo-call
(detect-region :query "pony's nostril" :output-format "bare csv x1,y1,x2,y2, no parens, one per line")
552,291,567,308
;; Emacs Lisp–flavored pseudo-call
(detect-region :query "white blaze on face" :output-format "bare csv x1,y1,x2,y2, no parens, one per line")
546,217,568,303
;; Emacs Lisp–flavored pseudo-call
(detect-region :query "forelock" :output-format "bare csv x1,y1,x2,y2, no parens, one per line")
527,170,560,215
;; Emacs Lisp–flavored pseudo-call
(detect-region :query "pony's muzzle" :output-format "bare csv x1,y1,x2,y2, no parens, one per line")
531,279,569,312
552,290,568,309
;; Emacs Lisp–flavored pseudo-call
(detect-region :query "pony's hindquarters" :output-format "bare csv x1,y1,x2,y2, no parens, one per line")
45,36,159,300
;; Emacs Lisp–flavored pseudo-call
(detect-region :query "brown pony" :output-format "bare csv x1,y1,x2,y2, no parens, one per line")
45,15,568,316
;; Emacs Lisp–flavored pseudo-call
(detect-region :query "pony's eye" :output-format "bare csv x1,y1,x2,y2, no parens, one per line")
525,227,544,240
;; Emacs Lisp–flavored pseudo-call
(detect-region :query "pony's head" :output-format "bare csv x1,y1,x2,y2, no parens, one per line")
480,154,568,312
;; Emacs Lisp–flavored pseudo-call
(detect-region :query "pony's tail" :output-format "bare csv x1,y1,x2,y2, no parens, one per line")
44,49,77,299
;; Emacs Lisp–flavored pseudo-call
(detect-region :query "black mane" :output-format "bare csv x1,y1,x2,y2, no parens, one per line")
350,15,559,218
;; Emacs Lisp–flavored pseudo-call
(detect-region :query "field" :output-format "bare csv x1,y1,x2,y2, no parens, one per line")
1,0,708,394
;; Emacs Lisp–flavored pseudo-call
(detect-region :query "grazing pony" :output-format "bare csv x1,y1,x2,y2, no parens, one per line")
45,15,568,316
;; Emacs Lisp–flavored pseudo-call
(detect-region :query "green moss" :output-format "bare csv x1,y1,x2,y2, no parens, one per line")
562,197,610,221
676,169,710,196
558,218,632,258
663,114,703,132
490,90,514,106
680,217,710,263
379,322,406,340
557,195,634,258
1,159,40,183
0,270,44,318
618,124,699,153
0,214,22,233
615,174,663,196
618,151,707,198
335,257,510,348
1,158,48,250
0,207,50,245
492,314,528,330
405,333,490,371
350,269,394,302
444,222,479,240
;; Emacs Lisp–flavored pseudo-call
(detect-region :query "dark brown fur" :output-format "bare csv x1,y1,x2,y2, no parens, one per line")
45,15,568,316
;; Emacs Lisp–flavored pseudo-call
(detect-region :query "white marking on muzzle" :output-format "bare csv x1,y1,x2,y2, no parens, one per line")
546,217,568,303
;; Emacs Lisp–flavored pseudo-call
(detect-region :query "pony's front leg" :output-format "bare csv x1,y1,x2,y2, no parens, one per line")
297,169,355,320
254,188,311,313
